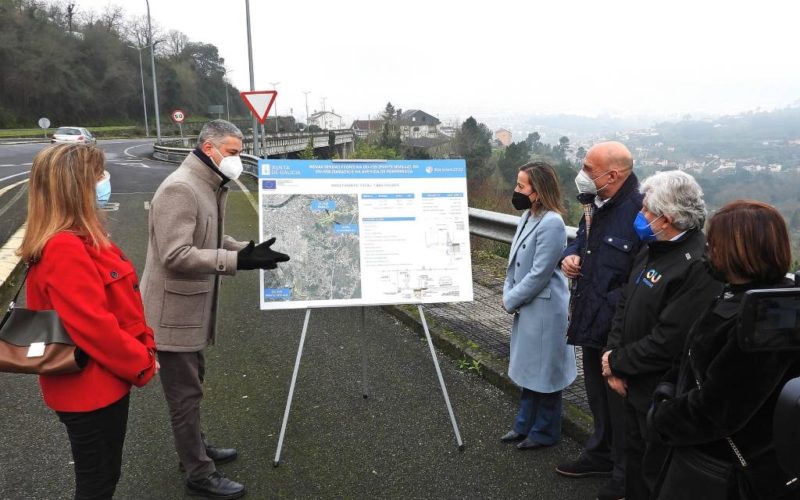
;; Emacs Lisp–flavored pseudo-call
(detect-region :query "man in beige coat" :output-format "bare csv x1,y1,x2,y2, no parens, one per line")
141,119,288,499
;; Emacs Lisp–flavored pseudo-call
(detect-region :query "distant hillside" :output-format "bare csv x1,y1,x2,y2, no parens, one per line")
0,0,247,128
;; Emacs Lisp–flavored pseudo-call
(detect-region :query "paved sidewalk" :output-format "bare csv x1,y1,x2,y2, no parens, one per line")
384,253,593,443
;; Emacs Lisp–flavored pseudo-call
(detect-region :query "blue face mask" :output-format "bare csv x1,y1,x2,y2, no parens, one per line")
633,212,663,242
96,174,111,208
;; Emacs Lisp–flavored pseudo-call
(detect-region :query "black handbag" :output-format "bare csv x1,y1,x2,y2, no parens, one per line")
654,446,732,500
676,350,800,500
0,265,87,375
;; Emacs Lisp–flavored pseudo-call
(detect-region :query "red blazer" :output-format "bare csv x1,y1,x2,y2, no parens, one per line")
26,232,156,412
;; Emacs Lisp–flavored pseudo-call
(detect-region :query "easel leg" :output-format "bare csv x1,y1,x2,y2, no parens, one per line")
361,306,368,399
417,304,464,450
273,308,312,467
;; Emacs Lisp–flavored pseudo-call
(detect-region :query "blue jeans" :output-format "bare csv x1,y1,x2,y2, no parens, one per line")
513,388,562,445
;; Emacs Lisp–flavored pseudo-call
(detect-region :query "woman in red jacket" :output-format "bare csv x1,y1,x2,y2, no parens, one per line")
18,144,157,500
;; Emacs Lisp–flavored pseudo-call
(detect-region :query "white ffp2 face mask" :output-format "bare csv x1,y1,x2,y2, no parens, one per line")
213,146,243,180
574,169,611,195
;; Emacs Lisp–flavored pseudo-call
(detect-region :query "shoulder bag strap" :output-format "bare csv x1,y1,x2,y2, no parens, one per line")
6,264,30,311
688,348,748,467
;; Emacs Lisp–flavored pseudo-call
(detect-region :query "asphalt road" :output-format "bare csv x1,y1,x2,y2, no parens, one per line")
0,139,176,246
0,144,606,499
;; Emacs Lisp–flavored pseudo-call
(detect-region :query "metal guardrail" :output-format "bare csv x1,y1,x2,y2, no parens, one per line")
151,144,579,241
469,207,578,244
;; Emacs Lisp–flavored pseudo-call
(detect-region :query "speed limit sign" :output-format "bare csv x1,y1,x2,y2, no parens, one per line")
171,109,186,123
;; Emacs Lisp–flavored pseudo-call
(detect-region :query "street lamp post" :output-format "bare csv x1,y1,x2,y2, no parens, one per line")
245,0,259,156
145,0,161,143
128,44,149,137
223,68,233,122
270,81,280,133
303,91,310,129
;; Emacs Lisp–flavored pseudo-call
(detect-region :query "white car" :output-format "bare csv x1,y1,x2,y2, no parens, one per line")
51,127,97,145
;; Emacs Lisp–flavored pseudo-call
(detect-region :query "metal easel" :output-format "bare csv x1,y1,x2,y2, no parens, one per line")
272,305,463,467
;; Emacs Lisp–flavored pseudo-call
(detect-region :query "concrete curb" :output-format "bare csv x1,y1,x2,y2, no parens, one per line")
382,303,593,444
0,225,26,306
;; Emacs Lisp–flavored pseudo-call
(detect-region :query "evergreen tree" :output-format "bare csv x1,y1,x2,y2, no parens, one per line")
454,116,492,180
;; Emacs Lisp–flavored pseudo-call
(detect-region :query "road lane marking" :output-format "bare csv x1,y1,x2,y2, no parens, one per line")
0,179,29,197
0,164,15,167
144,201,150,210
0,183,28,219
124,143,153,157
0,224,26,288
0,171,30,183
113,161,151,168
234,178,258,213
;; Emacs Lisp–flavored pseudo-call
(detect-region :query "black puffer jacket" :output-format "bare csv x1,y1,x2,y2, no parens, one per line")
606,228,723,412
653,279,800,493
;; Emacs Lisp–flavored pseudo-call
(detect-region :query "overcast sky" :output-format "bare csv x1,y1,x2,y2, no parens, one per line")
75,0,800,126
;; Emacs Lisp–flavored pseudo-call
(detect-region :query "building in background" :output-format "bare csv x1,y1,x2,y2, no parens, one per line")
398,110,441,139
495,128,512,146
309,111,344,130
351,119,385,139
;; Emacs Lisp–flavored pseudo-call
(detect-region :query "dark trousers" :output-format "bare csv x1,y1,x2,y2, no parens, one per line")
513,388,563,445
625,401,668,500
158,350,215,481
56,393,130,500
582,346,626,483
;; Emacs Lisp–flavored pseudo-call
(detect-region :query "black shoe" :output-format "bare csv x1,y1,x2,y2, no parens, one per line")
206,445,238,464
596,477,625,500
500,430,525,442
179,445,239,471
185,471,246,499
516,437,552,450
555,455,613,478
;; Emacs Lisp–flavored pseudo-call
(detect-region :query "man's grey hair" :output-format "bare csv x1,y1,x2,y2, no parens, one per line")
640,170,706,230
198,119,244,147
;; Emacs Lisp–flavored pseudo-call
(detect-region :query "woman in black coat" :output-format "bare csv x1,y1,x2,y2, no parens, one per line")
651,200,800,500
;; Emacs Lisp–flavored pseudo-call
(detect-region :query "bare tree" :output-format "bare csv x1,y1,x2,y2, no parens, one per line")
100,5,126,33
124,15,150,47
66,3,76,32
164,29,190,58
124,15,165,52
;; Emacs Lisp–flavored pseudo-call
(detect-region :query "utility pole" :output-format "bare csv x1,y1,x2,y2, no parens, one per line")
269,82,280,133
245,0,259,156
145,0,161,143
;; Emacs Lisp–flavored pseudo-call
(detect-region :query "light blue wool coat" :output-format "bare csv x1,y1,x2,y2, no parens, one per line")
503,209,577,393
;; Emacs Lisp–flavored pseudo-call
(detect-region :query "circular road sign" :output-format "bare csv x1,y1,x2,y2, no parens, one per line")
171,109,186,124
38,117,51,129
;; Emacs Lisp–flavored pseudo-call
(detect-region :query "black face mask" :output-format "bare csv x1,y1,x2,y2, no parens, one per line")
702,255,727,283
512,191,533,210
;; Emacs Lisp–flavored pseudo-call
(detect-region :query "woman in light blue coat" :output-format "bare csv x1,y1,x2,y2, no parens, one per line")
501,161,577,450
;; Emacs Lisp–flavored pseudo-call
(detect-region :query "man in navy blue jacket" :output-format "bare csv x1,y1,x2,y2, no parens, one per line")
555,141,643,500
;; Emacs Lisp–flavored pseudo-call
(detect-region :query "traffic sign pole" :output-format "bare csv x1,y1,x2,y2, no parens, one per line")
38,117,50,139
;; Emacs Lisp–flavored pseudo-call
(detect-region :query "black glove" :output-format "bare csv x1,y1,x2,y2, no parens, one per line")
236,238,290,270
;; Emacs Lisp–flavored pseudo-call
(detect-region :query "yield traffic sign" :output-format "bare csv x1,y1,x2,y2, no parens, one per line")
240,91,277,124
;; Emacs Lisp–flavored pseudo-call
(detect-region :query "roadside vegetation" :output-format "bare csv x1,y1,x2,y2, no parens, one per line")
0,0,248,130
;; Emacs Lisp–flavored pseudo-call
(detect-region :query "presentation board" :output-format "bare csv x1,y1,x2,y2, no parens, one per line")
257,159,474,310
